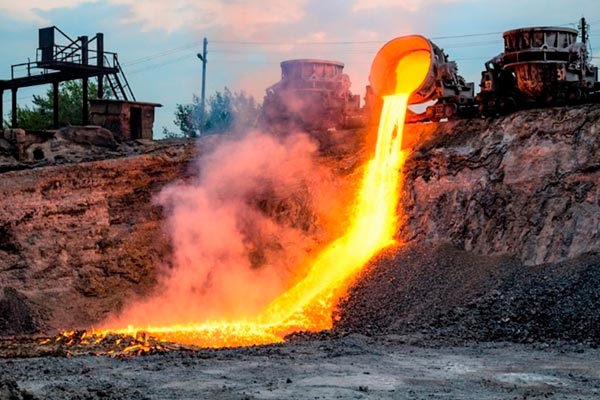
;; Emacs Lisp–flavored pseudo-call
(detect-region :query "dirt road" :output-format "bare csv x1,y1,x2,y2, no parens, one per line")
2,334,599,400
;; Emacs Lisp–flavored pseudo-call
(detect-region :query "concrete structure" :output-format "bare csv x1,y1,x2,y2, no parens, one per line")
262,59,362,131
90,99,161,140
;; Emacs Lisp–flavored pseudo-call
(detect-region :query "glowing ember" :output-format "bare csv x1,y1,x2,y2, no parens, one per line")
91,47,431,348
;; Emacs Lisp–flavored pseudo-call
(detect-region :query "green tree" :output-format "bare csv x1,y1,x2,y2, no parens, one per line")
174,101,200,137
171,88,261,137
16,80,110,130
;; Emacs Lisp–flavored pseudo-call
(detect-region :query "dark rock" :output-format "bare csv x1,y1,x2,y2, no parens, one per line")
0,377,38,400
0,138,14,153
0,287,36,336
335,244,600,346
58,125,119,148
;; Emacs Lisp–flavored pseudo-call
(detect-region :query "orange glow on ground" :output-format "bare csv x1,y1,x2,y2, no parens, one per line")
91,45,431,348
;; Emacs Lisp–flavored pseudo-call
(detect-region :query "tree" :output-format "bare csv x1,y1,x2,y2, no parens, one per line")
173,101,200,137
171,88,261,137
15,80,110,130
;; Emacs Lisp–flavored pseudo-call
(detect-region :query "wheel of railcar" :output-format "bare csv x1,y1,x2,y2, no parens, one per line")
444,103,458,119
499,97,516,114
567,88,581,103
425,106,439,122
478,101,492,118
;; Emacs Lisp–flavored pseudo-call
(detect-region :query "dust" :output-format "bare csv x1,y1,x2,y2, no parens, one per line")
105,130,346,327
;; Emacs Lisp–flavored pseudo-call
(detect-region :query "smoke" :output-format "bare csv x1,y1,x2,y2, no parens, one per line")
108,130,347,327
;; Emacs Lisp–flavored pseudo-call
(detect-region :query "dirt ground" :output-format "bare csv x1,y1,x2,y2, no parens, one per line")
1,334,599,400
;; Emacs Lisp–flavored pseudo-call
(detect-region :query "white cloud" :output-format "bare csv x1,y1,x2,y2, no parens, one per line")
352,0,467,12
0,0,97,24
0,0,309,34
111,0,309,34
296,31,328,44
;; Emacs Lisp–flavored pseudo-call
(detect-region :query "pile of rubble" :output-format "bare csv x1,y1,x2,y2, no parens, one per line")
0,126,188,172
335,244,600,346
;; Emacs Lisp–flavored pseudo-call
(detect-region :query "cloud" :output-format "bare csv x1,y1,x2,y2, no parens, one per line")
0,0,309,34
112,0,309,34
0,0,97,24
352,0,467,12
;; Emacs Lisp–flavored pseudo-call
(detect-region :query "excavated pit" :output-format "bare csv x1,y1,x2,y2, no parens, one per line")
0,104,599,399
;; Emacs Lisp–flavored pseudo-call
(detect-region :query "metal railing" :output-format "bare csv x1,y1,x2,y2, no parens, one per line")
6,26,135,101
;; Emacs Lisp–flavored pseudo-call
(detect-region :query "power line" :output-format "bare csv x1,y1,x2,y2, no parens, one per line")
209,26,571,46
211,39,382,46
211,38,500,54
127,53,196,75
189,40,504,65
122,41,200,67
113,18,590,74
209,19,584,46
125,40,504,74
432,32,502,40
210,35,501,46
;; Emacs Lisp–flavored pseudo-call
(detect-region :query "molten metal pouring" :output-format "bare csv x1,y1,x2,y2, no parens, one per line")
92,41,432,348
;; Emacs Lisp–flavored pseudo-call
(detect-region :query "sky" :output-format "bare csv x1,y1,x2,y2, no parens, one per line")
1,0,599,137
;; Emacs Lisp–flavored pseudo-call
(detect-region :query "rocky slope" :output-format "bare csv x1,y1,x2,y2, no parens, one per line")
0,128,362,336
400,104,600,265
0,104,598,340
0,139,195,335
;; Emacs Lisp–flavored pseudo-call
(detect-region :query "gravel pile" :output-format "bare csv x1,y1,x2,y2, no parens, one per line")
335,244,600,346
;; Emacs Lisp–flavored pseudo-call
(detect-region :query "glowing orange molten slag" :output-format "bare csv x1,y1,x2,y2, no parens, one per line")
95,42,431,348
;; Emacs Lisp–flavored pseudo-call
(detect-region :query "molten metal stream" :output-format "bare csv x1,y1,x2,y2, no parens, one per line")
94,51,431,348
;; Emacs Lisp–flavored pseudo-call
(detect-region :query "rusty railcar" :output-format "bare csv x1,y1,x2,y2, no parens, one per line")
478,25,599,115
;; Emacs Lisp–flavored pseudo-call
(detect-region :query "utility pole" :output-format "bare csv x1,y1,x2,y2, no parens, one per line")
197,37,208,135
580,17,588,62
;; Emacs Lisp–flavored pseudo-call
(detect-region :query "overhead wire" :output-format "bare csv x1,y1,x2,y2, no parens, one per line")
122,41,200,67
120,18,592,75
210,39,500,54
123,27,527,68
5,18,597,84
126,38,506,75
128,53,197,75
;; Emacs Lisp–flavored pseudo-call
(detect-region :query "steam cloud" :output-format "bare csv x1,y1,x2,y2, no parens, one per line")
109,130,346,327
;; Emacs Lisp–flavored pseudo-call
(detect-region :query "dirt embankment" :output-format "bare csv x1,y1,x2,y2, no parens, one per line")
0,128,365,336
0,104,599,345
0,140,196,335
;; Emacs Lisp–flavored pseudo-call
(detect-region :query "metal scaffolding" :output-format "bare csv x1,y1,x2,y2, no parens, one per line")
0,26,135,129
